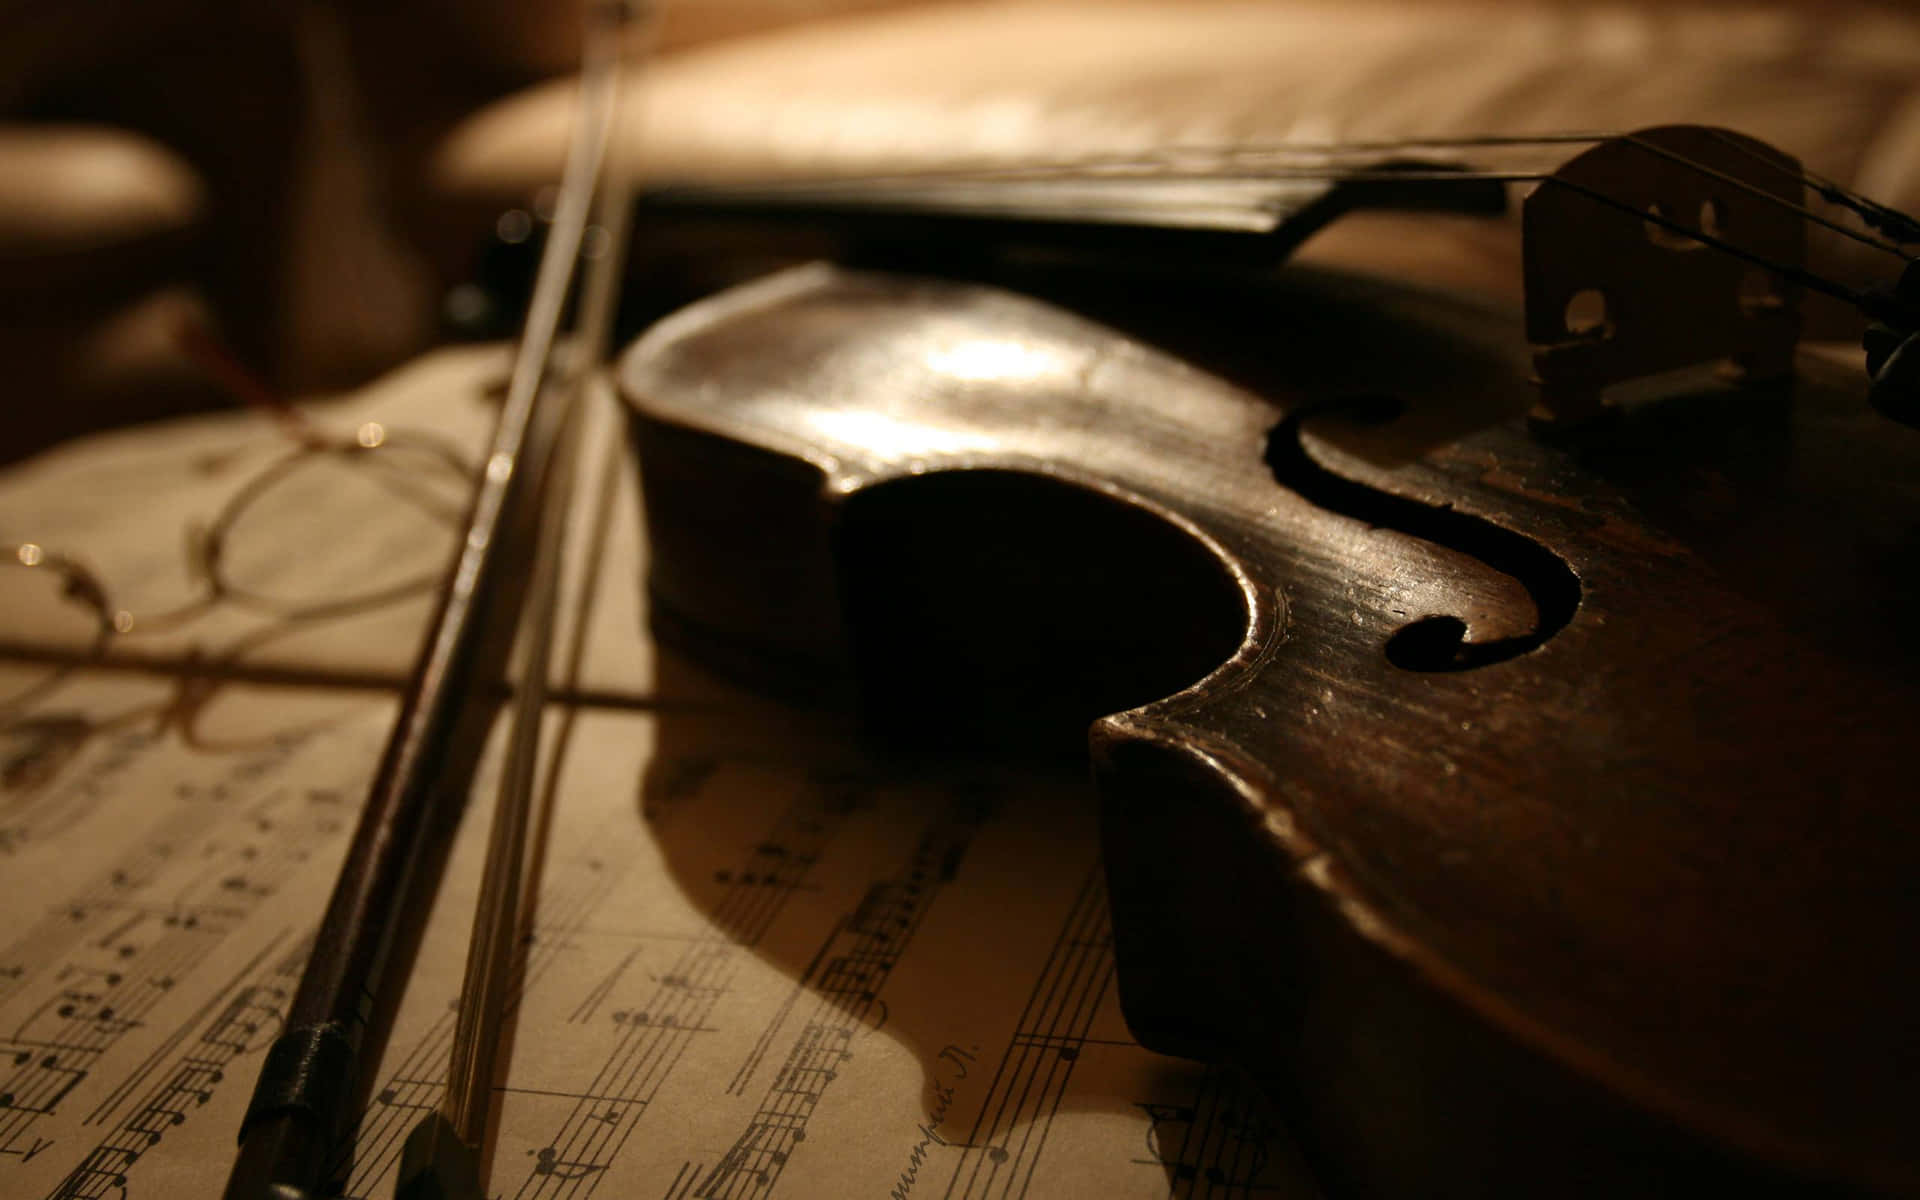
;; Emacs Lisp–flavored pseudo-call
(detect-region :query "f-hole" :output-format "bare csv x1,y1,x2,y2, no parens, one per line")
1264,396,1581,671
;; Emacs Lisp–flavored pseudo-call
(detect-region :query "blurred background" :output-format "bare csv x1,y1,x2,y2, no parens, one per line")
4,0,1918,460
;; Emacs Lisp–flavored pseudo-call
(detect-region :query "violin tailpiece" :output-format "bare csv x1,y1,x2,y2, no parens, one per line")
1523,125,1805,429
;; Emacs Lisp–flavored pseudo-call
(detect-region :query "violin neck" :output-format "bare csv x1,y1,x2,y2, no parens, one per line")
636,158,1509,270
628,127,1920,430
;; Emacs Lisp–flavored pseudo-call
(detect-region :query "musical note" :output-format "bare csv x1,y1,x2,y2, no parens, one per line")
0,686,382,1193
530,1145,609,1181
0,440,1319,1200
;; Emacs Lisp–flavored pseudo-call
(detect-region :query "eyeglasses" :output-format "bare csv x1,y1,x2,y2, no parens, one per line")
2,344,483,798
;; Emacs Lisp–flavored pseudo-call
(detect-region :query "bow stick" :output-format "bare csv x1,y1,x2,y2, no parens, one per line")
221,4,635,1196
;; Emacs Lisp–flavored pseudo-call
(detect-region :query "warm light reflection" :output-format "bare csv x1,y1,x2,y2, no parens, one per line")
495,209,533,244
925,338,1062,382
17,543,43,567
799,409,1001,459
356,421,387,448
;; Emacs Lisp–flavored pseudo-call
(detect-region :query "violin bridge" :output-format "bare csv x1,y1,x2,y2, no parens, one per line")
1524,125,1805,429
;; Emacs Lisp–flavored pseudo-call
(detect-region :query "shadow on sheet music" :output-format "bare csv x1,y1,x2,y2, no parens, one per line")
604,650,1322,1200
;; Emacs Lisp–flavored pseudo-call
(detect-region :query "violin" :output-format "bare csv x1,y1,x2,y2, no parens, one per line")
614,127,1920,1195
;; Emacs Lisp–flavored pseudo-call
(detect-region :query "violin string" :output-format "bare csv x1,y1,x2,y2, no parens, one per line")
1613,134,1915,263
1334,145,1916,269
651,126,1920,319
1699,127,1920,248
736,156,1902,283
1536,171,1877,312
679,128,1900,242
1253,165,1881,309
787,145,1912,263
681,132,1604,189
676,134,1913,262
1308,162,1887,311
1228,129,1918,256
1198,135,1918,256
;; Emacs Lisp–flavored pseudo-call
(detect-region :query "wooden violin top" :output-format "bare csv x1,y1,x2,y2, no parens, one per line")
619,261,1920,1196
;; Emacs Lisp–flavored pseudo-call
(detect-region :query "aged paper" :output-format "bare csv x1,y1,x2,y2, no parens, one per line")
0,347,698,705
0,353,1317,1199
1,671,1313,1199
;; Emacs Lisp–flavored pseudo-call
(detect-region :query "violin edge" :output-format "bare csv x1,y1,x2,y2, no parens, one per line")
618,262,1920,1199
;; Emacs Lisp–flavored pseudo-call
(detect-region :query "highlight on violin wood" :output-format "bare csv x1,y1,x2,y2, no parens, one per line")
620,123,1920,432
618,261,1920,1198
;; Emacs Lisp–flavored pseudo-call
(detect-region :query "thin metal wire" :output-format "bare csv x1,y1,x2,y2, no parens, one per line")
656,126,1920,303
1699,126,1920,247
677,130,1613,185
0,423,473,728
694,162,1897,265
0,545,115,717
1613,133,1914,263
1539,170,1877,312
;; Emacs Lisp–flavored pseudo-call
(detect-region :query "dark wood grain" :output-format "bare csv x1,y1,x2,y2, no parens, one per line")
618,261,1920,1198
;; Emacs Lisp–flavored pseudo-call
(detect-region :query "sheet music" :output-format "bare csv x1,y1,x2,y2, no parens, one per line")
0,348,1317,1199
0,346,694,705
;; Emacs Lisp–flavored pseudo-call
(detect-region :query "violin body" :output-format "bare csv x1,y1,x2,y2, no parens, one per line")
618,259,1920,1196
